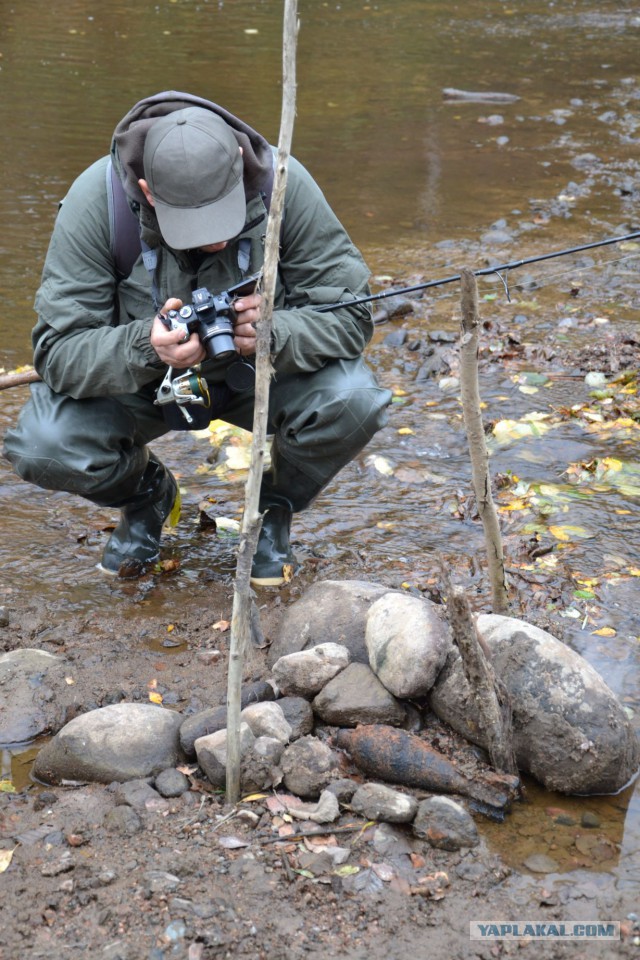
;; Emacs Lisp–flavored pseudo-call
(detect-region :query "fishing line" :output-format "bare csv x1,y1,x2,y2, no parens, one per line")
318,230,640,313
368,249,640,318
476,250,640,302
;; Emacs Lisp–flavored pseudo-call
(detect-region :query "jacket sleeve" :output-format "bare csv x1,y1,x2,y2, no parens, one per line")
270,156,373,374
31,157,164,398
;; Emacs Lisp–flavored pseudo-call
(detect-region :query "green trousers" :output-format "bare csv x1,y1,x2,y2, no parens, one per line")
3,358,391,508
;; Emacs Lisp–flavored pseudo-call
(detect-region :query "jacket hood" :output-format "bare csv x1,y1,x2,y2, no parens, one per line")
111,91,274,211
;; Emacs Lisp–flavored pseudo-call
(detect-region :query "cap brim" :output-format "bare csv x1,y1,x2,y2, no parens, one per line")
154,178,247,250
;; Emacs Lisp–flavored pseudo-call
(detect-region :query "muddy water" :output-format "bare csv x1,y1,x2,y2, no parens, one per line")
1,0,639,879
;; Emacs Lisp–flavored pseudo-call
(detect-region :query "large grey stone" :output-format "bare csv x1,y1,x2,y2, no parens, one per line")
312,663,406,727
267,580,398,665
240,702,292,744
277,696,314,740
195,726,284,793
179,705,228,758
0,649,66,745
194,723,255,789
413,796,478,850
280,736,339,798
430,614,640,795
366,593,451,697
32,703,183,785
272,643,350,697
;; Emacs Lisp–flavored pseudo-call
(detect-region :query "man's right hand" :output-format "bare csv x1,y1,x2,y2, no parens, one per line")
150,298,207,368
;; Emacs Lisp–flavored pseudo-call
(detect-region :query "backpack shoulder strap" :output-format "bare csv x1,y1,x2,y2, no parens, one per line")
106,158,142,280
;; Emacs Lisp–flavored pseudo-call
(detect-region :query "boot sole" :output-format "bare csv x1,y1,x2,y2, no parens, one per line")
250,573,287,587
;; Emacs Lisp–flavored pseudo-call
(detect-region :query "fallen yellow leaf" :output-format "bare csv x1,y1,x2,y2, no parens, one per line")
592,627,616,637
0,849,15,873
499,498,529,512
549,524,593,541
149,691,163,704
241,793,269,802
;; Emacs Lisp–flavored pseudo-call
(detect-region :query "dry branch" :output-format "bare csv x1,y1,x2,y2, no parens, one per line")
440,564,518,777
225,0,299,805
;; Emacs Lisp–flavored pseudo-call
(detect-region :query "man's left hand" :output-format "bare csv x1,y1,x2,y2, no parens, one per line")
233,293,262,356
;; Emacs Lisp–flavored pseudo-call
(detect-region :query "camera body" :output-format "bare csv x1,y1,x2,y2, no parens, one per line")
163,272,261,361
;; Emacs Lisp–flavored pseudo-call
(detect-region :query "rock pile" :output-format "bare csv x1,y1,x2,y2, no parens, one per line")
20,580,640,842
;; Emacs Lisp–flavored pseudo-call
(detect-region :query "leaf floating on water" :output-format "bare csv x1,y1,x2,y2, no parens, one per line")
499,497,529,512
491,416,552,447
214,517,241,537
366,455,395,477
548,524,594,542
592,627,616,637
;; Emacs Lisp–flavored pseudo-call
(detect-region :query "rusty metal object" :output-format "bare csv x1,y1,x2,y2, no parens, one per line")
335,724,520,811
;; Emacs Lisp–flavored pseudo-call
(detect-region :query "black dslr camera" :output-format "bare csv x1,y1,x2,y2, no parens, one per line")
162,272,261,361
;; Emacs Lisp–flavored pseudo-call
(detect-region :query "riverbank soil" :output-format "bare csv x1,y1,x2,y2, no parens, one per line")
1,284,640,958
1,582,638,960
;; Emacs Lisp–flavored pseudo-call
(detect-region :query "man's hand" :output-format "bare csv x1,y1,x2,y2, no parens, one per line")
150,298,206,367
233,292,262,356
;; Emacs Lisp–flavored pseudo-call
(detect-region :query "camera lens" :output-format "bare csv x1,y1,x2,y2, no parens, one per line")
200,321,236,360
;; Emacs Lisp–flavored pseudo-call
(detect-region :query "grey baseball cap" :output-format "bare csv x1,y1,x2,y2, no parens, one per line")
143,107,246,249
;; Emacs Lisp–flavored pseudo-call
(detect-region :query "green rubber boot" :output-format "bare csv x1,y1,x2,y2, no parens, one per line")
250,502,299,587
99,457,179,576
250,456,327,587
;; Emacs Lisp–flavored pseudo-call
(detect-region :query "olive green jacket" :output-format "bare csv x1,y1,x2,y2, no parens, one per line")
32,93,373,399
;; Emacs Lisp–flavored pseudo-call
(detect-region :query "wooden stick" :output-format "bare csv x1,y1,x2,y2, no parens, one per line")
0,369,40,391
459,268,510,614
225,0,299,805
440,564,518,777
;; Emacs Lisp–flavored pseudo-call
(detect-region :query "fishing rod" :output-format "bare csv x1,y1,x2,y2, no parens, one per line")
317,229,640,313
2,229,639,392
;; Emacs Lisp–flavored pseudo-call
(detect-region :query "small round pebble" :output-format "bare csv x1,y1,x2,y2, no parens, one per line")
154,767,190,798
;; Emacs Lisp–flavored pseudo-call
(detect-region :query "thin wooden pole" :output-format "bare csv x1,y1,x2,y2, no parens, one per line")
0,369,40,391
459,268,510,614
225,0,299,804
